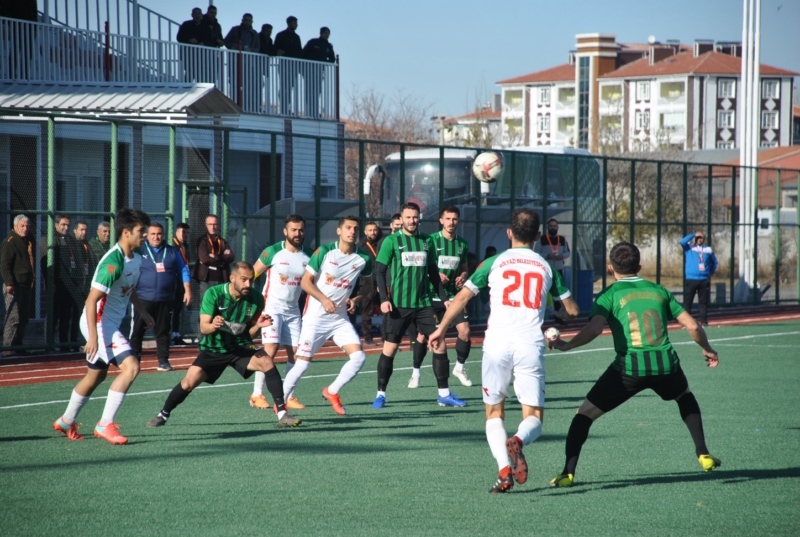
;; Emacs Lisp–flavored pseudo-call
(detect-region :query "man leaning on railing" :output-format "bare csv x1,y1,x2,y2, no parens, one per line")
176,7,211,83
303,27,336,118
202,5,225,48
224,13,259,52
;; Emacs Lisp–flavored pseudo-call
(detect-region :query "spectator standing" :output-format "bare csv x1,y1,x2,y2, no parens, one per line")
88,221,110,272
680,231,717,326
274,16,302,115
43,215,74,349
358,221,382,345
63,219,90,350
177,7,211,82
259,24,275,55
130,223,191,372
202,5,225,48
302,27,335,118
171,223,191,345
225,13,260,110
535,218,570,325
1,215,35,357
224,13,259,52
192,215,234,300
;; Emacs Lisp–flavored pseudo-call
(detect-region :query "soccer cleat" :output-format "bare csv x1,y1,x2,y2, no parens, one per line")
53,417,84,440
506,436,528,484
156,363,173,372
437,393,468,407
147,414,167,428
407,375,420,389
489,466,514,493
452,368,473,387
322,387,347,415
286,397,305,409
698,454,721,472
550,473,574,487
277,413,302,428
93,422,128,445
249,394,271,409
372,394,386,409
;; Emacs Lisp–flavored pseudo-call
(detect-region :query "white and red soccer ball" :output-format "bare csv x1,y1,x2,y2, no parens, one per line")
472,151,504,183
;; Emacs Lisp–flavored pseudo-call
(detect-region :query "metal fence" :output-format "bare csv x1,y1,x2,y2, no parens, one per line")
1,113,798,354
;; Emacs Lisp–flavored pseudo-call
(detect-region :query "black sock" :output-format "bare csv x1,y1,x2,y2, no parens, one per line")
677,392,708,456
564,413,594,475
412,339,428,368
263,367,286,412
162,384,192,417
432,352,450,389
455,338,471,365
377,353,394,391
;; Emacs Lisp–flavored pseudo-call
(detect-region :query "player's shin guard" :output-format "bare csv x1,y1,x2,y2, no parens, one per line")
486,417,510,470
432,352,450,389
677,392,709,457
161,384,192,417
455,337,471,365
564,413,593,475
377,353,394,391
264,366,286,412
329,351,366,394
412,339,427,368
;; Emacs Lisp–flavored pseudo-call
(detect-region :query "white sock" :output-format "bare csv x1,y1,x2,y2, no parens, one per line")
252,371,265,396
486,417,510,470
411,367,421,378
282,359,310,400
376,390,386,399
98,390,126,426
277,409,286,419
329,351,366,394
284,362,295,399
438,388,451,398
453,362,464,372
515,416,543,446
63,390,89,424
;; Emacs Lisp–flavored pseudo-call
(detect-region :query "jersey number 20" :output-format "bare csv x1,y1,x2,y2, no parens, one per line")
502,270,543,309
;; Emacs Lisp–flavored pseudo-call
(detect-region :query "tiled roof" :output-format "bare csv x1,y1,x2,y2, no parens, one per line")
497,63,574,85
600,51,798,79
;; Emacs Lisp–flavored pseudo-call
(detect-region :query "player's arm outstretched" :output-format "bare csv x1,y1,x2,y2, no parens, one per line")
676,311,719,367
548,314,606,352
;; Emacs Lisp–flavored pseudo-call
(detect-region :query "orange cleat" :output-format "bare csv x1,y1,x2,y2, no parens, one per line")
249,394,271,409
93,422,128,445
322,387,347,415
53,417,84,440
286,397,306,410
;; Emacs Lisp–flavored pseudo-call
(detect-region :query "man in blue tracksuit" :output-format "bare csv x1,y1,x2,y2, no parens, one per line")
680,231,717,326
130,223,192,371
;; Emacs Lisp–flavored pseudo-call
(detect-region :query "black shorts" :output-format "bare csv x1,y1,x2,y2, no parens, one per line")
586,365,689,413
432,300,469,327
384,306,438,344
193,345,265,384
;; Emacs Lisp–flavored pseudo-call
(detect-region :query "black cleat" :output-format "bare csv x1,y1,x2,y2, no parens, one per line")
489,466,514,493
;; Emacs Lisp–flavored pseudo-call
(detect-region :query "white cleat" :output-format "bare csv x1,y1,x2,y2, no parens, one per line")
408,375,420,388
453,368,473,387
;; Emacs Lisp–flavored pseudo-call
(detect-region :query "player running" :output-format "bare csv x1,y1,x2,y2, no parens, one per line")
53,208,155,445
429,208,579,493
147,262,301,429
249,214,313,411
280,216,373,415
548,241,721,488
373,202,465,409
408,205,472,388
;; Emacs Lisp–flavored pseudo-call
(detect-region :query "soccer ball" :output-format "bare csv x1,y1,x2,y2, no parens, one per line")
472,151,504,183
544,327,560,342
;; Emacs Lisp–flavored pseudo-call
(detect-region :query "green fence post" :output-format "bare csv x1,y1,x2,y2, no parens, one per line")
572,156,578,299
181,182,188,223
656,161,662,286
315,138,322,247
509,151,516,213
542,153,549,226
46,117,55,351
629,160,635,242
241,188,248,261
729,166,736,305
775,170,780,304
438,146,445,213
399,144,406,208
797,171,799,303
359,141,366,224
681,162,688,301
221,130,230,239
601,157,607,290
167,125,176,238
110,122,118,234
706,164,713,242
269,133,277,244
753,168,759,305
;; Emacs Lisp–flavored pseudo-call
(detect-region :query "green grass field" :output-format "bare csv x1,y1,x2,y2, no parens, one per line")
2,322,799,536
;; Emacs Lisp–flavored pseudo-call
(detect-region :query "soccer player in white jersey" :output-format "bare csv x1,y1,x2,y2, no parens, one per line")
429,208,579,493
281,216,373,415
249,214,313,410
53,208,155,445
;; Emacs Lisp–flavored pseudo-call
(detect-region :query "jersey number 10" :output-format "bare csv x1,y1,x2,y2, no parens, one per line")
502,270,543,309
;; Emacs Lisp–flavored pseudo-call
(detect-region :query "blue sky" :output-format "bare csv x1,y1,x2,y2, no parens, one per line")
153,0,799,118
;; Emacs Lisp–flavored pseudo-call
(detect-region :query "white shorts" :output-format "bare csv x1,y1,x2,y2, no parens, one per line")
79,315,134,368
295,315,361,358
481,339,546,407
261,311,301,347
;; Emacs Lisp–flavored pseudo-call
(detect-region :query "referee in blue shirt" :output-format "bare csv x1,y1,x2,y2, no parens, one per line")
131,223,192,371
680,231,717,326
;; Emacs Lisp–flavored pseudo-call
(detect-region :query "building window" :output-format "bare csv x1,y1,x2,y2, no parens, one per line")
761,111,778,129
718,79,736,98
538,115,550,133
762,80,779,99
635,110,650,130
601,85,621,102
637,81,650,101
558,87,575,104
760,141,778,149
578,56,590,149
717,141,735,149
660,112,683,131
660,81,685,100
717,110,735,128
601,115,621,130
539,87,550,105
558,116,575,133
503,89,524,107
504,118,523,142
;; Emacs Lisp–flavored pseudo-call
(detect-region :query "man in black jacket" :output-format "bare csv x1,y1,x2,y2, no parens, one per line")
177,7,211,82
259,24,275,55
201,5,225,48
224,13,259,52
358,221,382,345
303,27,336,118
274,16,302,115
1,215,35,357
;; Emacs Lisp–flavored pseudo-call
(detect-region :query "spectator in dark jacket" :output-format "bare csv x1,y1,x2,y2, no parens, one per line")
259,24,275,55
88,221,110,270
274,16,302,58
224,13,259,52
171,223,191,344
303,27,336,117
274,16,302,115
191,215,234,299
201,5,224,47
1,215,35,356
177,7,209,45
303,27,336,63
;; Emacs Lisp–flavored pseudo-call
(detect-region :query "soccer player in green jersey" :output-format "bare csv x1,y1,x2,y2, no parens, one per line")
147,261,301,429
548,241,721,487
409,206,473,388
373,202,466,408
